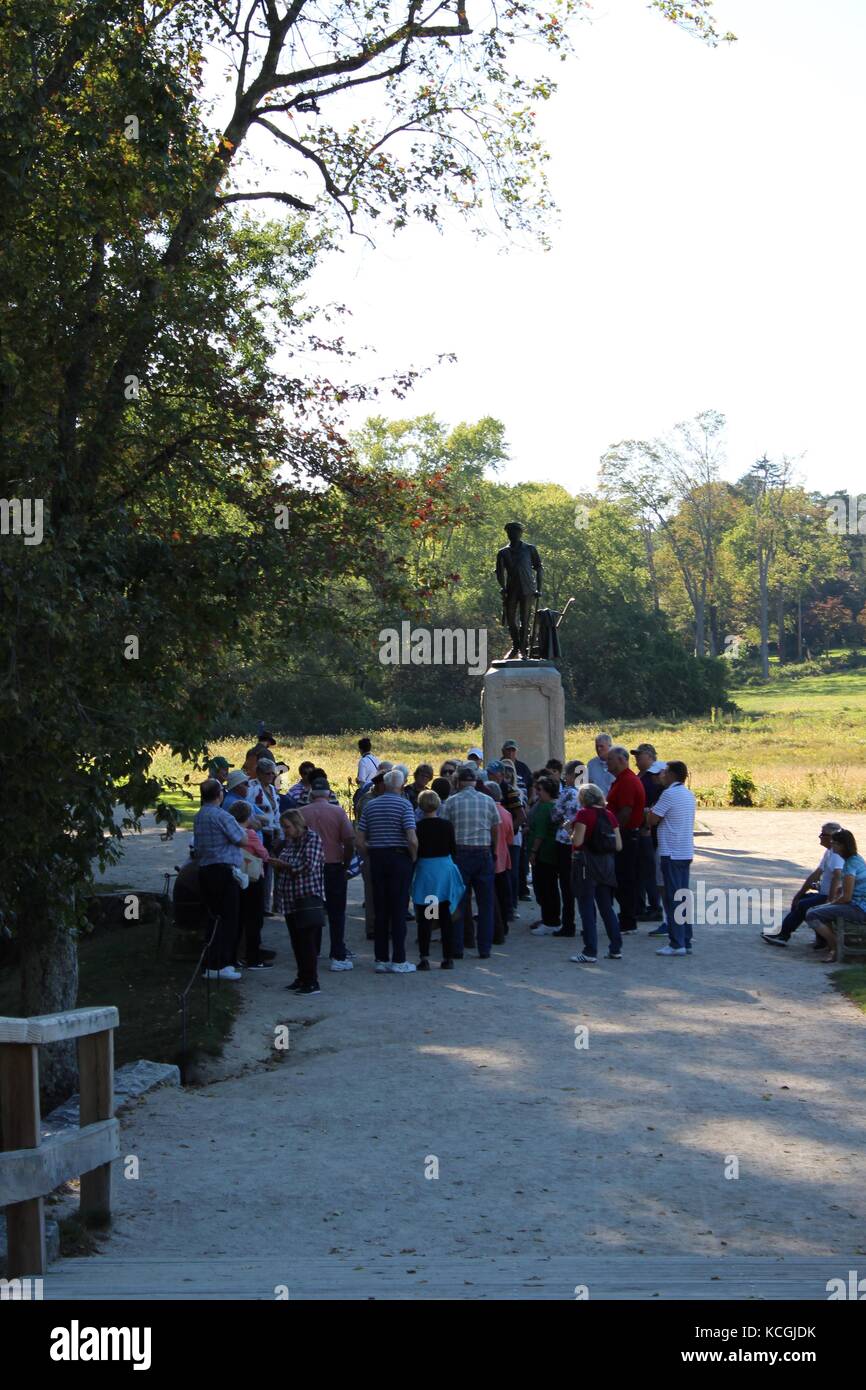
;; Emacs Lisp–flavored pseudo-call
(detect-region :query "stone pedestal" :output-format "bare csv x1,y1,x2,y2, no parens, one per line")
481,660,565,772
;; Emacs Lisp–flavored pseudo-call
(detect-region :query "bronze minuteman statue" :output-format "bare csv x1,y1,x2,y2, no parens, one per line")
495,521,543,660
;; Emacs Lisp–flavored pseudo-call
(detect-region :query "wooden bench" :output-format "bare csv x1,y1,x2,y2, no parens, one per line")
0,1007,119,1277
832,916,866,964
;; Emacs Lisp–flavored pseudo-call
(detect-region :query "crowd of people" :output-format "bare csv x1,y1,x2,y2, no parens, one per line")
182,729,711,995
181,728,866,992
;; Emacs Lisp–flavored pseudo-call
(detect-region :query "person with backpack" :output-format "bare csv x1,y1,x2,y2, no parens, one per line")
569,783,623,964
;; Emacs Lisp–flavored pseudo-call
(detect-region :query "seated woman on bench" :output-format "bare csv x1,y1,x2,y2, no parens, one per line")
804,829,866,962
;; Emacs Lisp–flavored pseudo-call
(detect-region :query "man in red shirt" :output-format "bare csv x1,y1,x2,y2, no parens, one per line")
605,746,646,933
300,777,355,969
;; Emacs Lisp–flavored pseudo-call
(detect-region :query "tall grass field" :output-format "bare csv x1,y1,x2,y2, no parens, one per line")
149,667,866,822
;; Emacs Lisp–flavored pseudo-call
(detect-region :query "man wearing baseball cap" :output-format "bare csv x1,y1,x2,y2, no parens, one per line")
207,755,230,784
631,744,664,923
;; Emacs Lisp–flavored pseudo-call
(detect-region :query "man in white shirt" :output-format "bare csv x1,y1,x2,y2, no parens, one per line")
357,737,380,786
763,822,844,948
586,732,614,796
646,760,696,956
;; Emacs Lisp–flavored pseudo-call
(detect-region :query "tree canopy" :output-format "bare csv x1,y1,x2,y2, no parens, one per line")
0,0,734,1100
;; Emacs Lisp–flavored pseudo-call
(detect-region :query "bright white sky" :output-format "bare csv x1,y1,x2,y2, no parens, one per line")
220,0,866,496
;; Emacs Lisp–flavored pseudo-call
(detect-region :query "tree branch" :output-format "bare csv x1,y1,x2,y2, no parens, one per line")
273,12,471,88
252,115,354,226
213,188,315,211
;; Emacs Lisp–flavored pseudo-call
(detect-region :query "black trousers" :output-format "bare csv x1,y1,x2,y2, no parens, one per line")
239,877,265,964
415,902,456,961
286,914,319,987
615,830,640,931
637,831,660,912
519,837,530,895
533,860,561,926
369,846,414,964
493,870,511,943
198,864,240,970
555,842,575,933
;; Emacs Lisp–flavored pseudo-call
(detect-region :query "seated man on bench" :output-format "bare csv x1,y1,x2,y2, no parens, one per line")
805,829,866,962
762,821,843,948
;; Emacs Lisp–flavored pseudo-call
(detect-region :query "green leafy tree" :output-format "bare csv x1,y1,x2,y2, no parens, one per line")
600,411,740,657
0,0,733,1098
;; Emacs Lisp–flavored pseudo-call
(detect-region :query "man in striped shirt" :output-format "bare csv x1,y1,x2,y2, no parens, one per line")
440,765,500,959
356,769,418,973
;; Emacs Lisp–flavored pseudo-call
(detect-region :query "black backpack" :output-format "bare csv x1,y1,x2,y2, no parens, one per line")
587,807,617,856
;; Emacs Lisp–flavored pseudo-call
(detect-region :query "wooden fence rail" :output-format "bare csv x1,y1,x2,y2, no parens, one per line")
0,1007,119,1277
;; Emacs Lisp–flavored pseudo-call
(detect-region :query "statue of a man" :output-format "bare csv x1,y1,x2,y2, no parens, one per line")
495,521,543,659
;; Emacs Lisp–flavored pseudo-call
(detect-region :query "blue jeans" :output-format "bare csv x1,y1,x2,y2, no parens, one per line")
805,901,866,932
369,847,414,963
576,880,622,957
661,857,693,949
455,846,495,957
779,891,826,938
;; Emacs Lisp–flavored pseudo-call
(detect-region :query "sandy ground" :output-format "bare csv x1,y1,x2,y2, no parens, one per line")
73,809,866,1295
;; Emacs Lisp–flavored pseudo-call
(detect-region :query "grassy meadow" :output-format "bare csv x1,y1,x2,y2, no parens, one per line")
149,665,866,821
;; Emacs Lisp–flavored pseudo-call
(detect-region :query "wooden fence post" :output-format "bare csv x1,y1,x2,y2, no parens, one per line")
78,1028,114,1226
0,1043,46,1276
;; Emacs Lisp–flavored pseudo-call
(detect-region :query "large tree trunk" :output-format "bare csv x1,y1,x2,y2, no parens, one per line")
19,904,80,1112
708,603,720,658
758,554,770,679
643,528,661,612
694,594,706,657
797,593,803,662
776,587,785,664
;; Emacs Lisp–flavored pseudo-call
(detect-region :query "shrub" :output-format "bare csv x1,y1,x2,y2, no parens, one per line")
728,767,757,807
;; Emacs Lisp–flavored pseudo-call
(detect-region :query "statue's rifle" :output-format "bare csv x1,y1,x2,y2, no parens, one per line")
556,597,576,631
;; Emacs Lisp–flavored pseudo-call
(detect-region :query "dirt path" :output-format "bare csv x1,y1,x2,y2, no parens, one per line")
60,810,866,1298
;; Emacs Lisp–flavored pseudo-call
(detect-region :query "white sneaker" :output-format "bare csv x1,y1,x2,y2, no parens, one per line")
389,961,416,973
330,958,354,971
656,945,687,956
531,925,558,936
204,966,242,980
375,961,392,973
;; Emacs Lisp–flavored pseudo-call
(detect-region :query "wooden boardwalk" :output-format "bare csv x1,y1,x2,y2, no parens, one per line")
40,1254,855,1300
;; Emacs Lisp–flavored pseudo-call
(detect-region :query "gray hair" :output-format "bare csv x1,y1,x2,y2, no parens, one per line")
484,781,502,802
580,783,607,808
594,732,612,747
821,821,843,833
393,763,410,782
383,769,405,793
609,745,630,762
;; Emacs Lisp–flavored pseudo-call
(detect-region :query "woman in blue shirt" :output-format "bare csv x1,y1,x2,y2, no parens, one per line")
805,830,866,961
